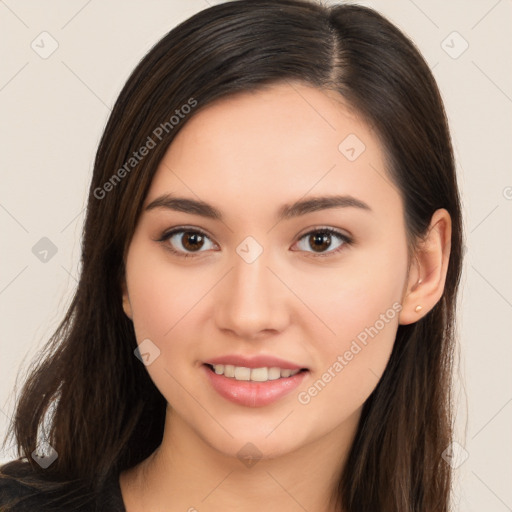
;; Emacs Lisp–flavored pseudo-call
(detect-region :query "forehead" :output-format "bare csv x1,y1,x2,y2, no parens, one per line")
144,82,401,221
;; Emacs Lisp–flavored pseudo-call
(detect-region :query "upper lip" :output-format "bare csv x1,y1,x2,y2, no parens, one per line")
204,354,307,370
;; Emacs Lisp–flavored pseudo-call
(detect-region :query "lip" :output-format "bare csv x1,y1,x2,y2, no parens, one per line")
204,354,307,370
202,364,309,407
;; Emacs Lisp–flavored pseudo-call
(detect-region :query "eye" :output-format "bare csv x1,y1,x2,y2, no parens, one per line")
157,227,217,258
157,226,352,259
293,227,352,257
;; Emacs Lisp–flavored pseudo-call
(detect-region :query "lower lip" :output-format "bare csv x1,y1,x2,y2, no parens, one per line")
202,364,309,408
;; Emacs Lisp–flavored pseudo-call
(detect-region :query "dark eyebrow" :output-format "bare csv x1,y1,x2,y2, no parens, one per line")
277,195,371,220
145,193,372,221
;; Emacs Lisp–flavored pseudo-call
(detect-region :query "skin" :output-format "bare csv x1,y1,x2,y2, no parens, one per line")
119,82,451,512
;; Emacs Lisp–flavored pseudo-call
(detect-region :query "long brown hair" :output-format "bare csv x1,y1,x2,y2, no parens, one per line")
1,1,463,510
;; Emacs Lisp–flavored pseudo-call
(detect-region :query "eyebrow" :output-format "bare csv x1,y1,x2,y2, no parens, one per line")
145,193,372,221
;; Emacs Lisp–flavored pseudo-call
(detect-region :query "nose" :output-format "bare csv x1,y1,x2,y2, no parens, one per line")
214,247,290,341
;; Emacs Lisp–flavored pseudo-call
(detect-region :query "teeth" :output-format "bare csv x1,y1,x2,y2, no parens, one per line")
210,364,301,382
234,366,251,381
267,367,281,380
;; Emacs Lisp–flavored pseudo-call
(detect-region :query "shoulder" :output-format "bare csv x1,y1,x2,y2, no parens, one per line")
0,460,126,512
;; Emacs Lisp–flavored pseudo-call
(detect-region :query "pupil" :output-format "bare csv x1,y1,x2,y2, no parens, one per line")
310,232,331,252
184,232,203,251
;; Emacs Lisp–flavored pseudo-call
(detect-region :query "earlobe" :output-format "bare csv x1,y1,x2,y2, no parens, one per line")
399,208,452,325
121,278,133,320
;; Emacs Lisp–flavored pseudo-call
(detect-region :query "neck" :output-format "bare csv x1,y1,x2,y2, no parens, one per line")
120,405,360,512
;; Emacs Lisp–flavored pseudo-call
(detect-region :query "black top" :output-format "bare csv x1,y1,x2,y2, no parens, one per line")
0,463,126,512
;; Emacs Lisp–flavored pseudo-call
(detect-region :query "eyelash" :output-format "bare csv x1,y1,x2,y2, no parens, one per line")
156,226,353,259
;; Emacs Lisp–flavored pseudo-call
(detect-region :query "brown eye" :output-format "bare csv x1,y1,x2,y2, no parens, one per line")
307,232,332,252
180,232,206,251
159,228,216,258
294,228,351,257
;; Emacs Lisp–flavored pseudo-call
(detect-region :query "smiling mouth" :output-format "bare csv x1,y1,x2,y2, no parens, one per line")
204,363,309,383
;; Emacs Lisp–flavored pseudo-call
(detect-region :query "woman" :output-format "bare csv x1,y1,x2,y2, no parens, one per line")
0,0,463,510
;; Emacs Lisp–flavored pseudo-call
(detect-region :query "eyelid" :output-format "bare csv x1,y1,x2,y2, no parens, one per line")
295,225,353,243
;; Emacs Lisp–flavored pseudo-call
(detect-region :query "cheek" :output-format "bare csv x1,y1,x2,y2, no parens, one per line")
125,243,208,341
124,252,208,405
296,245,406,411
308,243,406,344
296,321,397,431
296,279,401,426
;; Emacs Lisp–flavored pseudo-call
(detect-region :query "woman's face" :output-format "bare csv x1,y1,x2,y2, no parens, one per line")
122,82,411,460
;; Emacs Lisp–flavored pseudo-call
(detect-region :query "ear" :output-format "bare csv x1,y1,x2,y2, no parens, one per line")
121,276,133,320
399,208,452,325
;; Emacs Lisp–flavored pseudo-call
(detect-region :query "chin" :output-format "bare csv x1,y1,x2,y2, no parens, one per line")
202,423,310,463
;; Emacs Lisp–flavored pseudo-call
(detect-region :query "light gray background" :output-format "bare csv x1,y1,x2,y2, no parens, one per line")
1,1,511,510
